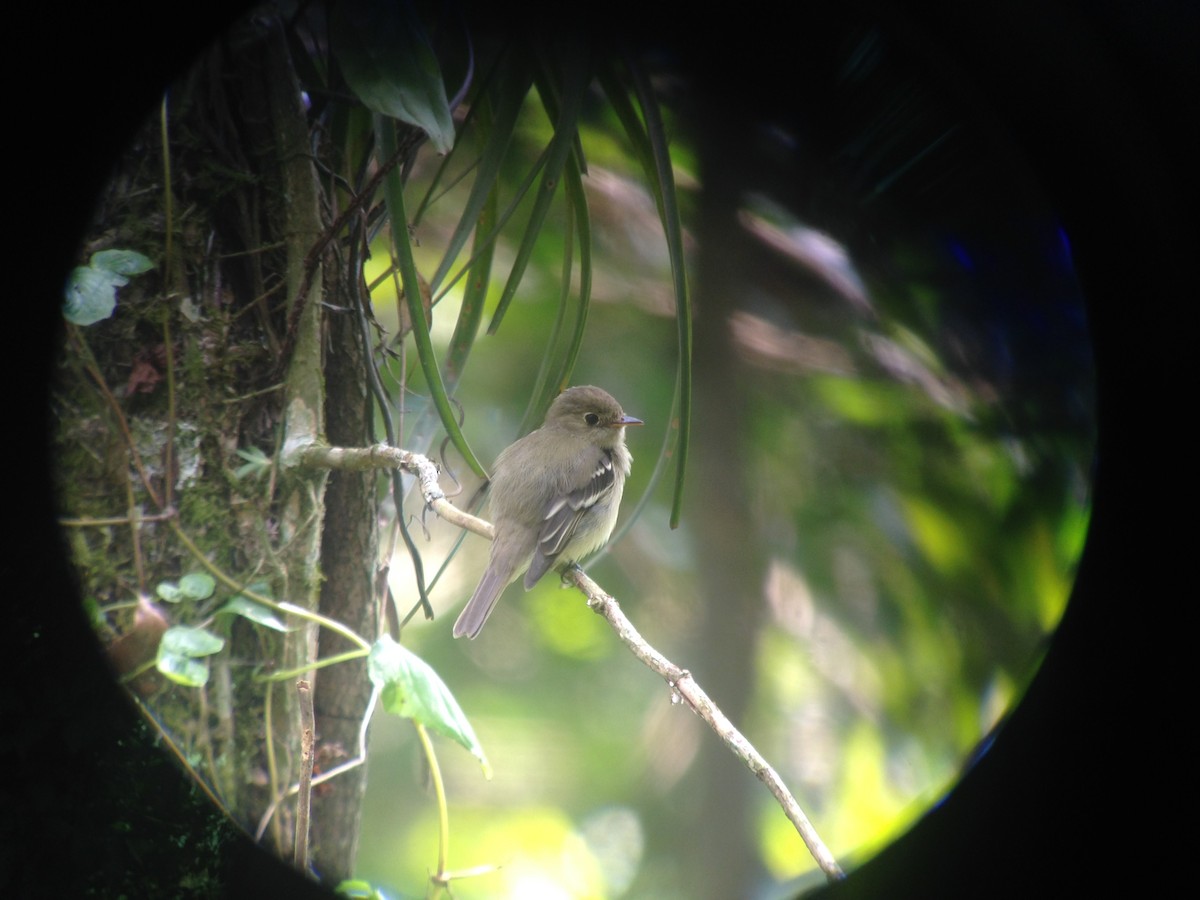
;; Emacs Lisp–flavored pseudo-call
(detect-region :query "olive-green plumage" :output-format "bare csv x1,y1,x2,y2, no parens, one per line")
453,386,641,639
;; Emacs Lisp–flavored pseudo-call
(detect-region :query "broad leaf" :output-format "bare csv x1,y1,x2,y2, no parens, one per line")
63,249,154,325
156,653,212,687
64,266,124,326
216,595,290,632
179,572,216,600
90,248,154,278
156,625,225,687
368,635,490,776
331,0,456,154
160,625,225,656
156,572,216,603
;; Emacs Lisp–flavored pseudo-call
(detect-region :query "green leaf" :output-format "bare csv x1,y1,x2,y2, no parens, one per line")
335,880,388,900
518,145,593,435
156,625,225,687
234,446,272,480
428,54,531,296
379,124,486,479
330,0,456,154
628,61,692,531
368,635,491,776
216,595,290,632
179,572,216,600
599,57,693,530
160,625,225,656
487,48,590,335
90,248,154,277
64,265,124,325
156,653,212,687
156,581,185,603
441,179,496,389
63,249,154,325
82,596,105,630
156,573,216,603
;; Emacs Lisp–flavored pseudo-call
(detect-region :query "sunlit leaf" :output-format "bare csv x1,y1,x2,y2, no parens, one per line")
63,249,155,325
90,248,154,278
156,652,212,687
810,375,915,425
216,595,290,632
368,635,491,776
156,625,225,687
160,625,225,656
155,581,184,603
234,446,272,481
179,572,216,600
901,494,971,572
64,267,123,326
156,573,216,603
335,879,391,900
330,0,456,154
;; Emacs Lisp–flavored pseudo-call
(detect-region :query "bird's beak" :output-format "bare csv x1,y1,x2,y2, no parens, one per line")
614,415,643,427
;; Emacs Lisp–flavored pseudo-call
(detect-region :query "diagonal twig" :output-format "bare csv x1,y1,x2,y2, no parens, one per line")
566,565,844,881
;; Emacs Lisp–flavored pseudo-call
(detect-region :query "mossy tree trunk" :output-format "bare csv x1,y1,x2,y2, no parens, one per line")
56,12,378,886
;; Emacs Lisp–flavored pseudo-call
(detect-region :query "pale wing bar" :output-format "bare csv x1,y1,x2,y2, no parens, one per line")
523,449,617,587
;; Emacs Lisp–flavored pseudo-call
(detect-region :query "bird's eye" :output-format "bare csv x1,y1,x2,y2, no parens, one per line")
584,412,600,426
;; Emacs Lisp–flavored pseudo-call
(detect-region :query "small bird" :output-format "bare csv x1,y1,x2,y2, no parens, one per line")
453,385,642,639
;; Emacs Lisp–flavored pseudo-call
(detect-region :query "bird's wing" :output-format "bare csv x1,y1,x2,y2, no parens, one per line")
524,449,616,587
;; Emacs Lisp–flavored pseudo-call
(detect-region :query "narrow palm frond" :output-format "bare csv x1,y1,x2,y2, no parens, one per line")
378,119,487,478
599,56,693,529
427,52,533,296
486,44,591,335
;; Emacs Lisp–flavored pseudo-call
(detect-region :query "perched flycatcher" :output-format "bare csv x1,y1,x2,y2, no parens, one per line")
453,385,641,639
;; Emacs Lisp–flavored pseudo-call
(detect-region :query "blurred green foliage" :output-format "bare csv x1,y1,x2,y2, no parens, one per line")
351,48,1094,896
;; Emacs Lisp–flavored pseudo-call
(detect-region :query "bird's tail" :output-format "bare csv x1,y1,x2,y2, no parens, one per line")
452,566,511,639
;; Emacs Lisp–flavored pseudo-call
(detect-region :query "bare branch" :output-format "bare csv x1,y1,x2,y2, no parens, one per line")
297,444,493,539
567,566,844,882
294,679,315,874
255,688,379,843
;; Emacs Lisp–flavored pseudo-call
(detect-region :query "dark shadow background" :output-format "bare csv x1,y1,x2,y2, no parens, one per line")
6,0,1191,896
